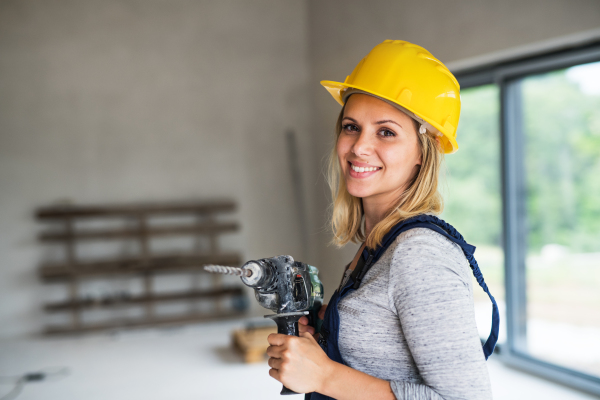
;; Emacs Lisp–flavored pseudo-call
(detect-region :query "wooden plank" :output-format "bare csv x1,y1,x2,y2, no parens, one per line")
38,222,239,242
43,310,246,335
36,200,236,220
39,252,242,280
44,287,245,312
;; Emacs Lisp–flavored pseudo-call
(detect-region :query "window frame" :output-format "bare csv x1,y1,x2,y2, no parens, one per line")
454,40,600,396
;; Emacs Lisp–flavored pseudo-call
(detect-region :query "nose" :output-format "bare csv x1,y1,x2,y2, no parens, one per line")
351,131,373,157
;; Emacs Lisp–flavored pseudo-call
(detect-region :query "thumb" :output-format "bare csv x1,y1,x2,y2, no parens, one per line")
300,331,316,343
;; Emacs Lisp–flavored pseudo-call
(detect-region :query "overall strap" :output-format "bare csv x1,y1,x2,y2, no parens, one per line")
354,214,500,360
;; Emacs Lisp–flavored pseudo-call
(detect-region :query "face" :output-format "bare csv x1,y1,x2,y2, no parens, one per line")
336,94,422,207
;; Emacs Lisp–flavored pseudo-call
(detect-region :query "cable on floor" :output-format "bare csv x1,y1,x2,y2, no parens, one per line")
0,367,69,400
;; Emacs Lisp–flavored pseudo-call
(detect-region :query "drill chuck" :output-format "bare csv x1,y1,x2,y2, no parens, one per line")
204,261,271,289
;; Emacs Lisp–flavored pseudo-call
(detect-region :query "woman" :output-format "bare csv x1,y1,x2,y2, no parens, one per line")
266,40,498,400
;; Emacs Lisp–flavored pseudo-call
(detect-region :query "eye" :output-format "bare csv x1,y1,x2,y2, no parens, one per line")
342,123,359,133
379,128,396,137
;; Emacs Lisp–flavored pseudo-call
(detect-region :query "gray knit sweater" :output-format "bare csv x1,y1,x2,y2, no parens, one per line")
337,228,492,400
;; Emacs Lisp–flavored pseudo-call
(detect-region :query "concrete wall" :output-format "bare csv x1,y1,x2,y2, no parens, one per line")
306,0,600,300
0,0,315,337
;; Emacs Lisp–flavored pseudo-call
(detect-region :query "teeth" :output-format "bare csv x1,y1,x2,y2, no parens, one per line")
351,164,379,173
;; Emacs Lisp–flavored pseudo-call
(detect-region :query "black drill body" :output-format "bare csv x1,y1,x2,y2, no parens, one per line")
241,255,323,337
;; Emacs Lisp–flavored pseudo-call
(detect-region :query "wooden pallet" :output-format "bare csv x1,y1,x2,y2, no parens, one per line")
232,325,277,363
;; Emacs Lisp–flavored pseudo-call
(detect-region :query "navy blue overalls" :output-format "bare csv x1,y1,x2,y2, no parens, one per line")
306,214,500,400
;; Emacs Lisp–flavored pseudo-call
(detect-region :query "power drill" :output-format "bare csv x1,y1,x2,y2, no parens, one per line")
205,255,324,395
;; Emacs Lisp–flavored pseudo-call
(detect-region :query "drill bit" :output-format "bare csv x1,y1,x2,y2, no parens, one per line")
204,265,252,277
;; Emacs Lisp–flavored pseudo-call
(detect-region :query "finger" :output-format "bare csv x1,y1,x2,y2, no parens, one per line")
298,316,308,325
269,368,281,382
300,331,316,343
266,345,282,358
318,304,327,319
298,324,315,335
267,357,283,370
267,333,287,346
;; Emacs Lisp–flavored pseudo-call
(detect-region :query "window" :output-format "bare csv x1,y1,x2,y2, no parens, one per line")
521,61,600,377
454,42,600,396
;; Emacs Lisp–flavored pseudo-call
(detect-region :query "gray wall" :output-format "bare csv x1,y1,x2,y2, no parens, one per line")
0,0,316,337
307,0,600,301
1,0,599,338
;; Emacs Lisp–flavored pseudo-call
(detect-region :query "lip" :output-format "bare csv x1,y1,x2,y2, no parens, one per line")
347,161,382,179
349,160,379,168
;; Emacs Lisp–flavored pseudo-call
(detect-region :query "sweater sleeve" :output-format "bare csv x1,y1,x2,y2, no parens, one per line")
387,229,492,400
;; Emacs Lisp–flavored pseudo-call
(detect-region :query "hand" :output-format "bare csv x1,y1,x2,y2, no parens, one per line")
298,304,327,340
267,331,333,394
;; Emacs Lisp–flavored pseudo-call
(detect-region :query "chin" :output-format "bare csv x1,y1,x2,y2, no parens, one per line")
345,185,372,199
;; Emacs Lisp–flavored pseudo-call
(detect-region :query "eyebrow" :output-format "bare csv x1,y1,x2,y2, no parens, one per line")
342,116,403,129
375,119,403,128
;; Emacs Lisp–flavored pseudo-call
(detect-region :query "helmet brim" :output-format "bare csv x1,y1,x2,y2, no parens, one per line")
321,80,459,154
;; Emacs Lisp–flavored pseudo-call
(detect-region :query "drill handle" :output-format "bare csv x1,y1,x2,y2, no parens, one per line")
266,311,308,337
273,316,300,336
265,311,308,395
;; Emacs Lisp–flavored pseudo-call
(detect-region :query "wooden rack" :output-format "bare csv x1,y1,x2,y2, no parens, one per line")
36,200,246,335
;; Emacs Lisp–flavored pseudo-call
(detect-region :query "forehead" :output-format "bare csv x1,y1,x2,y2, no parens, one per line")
343,94,414,125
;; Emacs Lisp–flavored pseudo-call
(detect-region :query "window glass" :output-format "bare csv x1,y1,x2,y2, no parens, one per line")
521,61,600,377
443,84,506,343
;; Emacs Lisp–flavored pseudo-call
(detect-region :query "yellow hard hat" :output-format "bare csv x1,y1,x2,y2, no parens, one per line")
321,40,461,154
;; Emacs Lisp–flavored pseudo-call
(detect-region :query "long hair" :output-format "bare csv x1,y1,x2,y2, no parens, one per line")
328,104,445,249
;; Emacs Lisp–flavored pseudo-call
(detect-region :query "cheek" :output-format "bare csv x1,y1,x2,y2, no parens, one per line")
380,143,420,180
336,136,351,161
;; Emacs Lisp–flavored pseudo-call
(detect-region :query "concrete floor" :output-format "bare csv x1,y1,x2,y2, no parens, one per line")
0,320,597,400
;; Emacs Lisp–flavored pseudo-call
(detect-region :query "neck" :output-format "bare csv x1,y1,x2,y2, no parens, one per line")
362,193,401,237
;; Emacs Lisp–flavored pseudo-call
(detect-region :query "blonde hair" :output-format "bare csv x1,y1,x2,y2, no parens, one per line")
328,104,445,249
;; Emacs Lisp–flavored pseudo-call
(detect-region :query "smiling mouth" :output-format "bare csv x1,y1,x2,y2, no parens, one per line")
349,162,382,173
